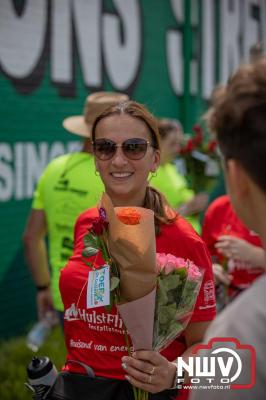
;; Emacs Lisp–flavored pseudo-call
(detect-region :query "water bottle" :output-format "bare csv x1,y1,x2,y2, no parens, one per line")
26,312,57,352
26,356,58,399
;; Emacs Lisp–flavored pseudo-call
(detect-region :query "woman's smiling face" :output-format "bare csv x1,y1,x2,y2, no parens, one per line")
94,113,160,206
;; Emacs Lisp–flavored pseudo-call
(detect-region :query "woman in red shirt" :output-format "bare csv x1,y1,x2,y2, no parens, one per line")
202,194,265,310
59,101,216,399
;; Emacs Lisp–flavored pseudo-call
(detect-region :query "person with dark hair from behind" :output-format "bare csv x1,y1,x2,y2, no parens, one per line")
190,58,266,399
23,92,128,327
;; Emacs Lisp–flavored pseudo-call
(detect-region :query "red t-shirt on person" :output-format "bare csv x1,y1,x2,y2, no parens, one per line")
202,195,264,289
59,208,216,381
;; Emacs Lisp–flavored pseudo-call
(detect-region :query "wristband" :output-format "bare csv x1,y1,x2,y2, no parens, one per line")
36,284,50,291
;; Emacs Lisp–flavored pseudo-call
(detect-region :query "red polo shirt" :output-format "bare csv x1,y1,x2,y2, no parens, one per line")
202,195,264,289
60,208,216,380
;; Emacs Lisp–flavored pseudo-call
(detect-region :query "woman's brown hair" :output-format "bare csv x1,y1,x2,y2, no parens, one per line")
91,100,177,234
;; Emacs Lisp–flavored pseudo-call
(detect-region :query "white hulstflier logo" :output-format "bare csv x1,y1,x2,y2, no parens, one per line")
64,302,124,329
64,303,79,321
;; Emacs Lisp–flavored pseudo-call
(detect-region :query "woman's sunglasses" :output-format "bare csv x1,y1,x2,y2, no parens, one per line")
93,138,154,161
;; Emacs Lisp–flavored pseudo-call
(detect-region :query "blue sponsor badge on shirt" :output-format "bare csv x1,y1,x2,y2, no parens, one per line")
87,266,110,308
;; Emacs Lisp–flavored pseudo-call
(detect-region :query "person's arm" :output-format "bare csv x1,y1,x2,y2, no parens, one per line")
121,320,212,393
23,209,54,320
212,263,232,286
215,235,266,267
178,192,209,216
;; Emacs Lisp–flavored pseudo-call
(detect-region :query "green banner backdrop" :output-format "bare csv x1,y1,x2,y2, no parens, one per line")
0,0,265,338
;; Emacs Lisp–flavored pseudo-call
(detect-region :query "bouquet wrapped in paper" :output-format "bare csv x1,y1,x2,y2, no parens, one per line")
153,253,204,351
101,193,157,350
82,193,204,399
100,193,203,352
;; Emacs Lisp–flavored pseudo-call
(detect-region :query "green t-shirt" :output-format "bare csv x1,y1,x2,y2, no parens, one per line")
151,163,201,232
32,152,104,310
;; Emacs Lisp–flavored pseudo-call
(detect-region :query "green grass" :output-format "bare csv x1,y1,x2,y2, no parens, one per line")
0,327,66,400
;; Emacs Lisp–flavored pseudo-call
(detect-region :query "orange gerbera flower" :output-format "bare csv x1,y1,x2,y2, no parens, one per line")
117,208,141,225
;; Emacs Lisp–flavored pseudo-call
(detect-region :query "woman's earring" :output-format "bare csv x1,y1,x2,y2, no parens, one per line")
149,170,157,182
95,170,100,176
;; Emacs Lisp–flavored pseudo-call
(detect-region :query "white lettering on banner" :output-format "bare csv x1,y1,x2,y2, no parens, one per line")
170,0,184,21
47,141,67,162
51,0,72,84
202,0,215,99
242,0,261,61
0,0,141,91
25,143,49,198
167,0,184,95
72,0,102,87
190,0,199,95
0,141,80,201
0,0,46,78
220,0,241,83
15,143,23,200
0,1,266,96
103,0,141,90
0,144,12,201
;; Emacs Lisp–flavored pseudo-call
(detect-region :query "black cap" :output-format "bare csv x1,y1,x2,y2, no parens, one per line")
27,356,53,379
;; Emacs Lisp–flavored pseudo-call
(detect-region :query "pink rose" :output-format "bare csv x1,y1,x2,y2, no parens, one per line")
156,253,168,273
187,261,202,281
156,253,188,275
164,254,178,274
173,257,187,269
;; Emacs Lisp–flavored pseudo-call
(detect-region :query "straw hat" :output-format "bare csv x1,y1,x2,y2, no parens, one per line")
63,91,129,138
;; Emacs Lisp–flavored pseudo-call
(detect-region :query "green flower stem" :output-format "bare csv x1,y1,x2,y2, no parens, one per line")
124,330,138,400
100,234,109,262
103,232,120,278
124,330,149,400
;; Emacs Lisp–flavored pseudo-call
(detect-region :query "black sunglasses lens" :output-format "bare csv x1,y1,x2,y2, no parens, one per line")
123,139,148,159
94,138,149,160
94,140,116,160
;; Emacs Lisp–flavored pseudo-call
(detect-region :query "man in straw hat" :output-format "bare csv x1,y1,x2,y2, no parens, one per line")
23,92,128,326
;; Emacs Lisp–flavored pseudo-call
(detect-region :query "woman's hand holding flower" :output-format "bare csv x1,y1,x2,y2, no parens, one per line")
121,351,176,393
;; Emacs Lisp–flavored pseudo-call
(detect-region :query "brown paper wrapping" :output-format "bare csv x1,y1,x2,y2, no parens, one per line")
117,288,156,350
101,193,157,302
